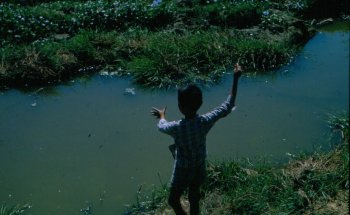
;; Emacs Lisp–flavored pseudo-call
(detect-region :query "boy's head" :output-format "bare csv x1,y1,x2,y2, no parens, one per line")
178,84,202,117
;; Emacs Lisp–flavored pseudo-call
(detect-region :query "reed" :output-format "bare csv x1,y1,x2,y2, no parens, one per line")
0,203,31,215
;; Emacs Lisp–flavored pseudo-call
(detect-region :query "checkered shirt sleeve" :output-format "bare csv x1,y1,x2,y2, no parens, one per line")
157,95,236,168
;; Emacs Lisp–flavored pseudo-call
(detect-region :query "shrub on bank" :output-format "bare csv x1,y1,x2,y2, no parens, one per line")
0,0,321,89
0,29,292,88
205,1,262,28
0,0,267,46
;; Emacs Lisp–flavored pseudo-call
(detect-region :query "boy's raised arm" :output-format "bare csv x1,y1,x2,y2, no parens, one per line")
231,62,242,106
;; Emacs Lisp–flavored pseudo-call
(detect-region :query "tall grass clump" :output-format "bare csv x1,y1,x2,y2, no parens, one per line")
0,203,31,215
0,28,295,88
203,159,306,214
202,113,349,214
125,184,169,215
327,112,349,144
127,31,228,87
0,44,58,86
127,30,293,88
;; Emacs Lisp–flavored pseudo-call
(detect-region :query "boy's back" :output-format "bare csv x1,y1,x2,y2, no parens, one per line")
151,63,242,215
158,94,236,168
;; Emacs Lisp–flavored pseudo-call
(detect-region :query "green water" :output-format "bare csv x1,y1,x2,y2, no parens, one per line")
0,23,349,214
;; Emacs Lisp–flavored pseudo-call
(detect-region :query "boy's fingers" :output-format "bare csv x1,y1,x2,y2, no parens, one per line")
152,107,160,112
150,108,159,115
151,106,166,117
150,110,160,118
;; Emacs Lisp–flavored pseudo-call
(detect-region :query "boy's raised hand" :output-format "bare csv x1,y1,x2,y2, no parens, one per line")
234,62,243,79
230,61,243,100
151,106,167,119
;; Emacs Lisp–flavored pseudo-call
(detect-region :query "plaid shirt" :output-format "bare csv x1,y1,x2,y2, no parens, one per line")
158,95,236,168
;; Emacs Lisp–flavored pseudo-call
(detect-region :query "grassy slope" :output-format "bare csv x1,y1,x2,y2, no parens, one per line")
126,113,349,214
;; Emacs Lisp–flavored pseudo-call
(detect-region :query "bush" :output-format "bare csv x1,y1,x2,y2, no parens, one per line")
206,2,262,28
0,0,314,89
127,31,229,87
0,28,294,88
300,0,350,19
0,0,268,45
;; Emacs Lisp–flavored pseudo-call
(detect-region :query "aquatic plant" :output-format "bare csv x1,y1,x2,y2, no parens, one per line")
80,202,93,215
0,203,31,215
125,183,169,214
327,112,349,146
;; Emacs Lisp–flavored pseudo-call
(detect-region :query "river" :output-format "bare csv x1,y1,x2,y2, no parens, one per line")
0,22,349,214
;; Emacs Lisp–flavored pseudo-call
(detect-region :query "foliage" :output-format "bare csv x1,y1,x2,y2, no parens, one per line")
0,203,31,215
0,0,268,46
0,28,293,88
0,0,318,89
127,140,349,214
204,1,263,28
126,184,169,214
327,112,349,147
299,0,350,18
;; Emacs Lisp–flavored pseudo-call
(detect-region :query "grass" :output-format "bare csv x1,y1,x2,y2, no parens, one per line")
0,203,31,215
0,28,294,89
0,0,330,89
0,0,348,89
126,113,349,214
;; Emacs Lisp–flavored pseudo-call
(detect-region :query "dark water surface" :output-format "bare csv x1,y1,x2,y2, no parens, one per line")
0,23,349,214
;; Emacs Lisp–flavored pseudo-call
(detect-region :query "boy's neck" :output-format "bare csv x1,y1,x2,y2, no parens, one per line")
184,113,197,119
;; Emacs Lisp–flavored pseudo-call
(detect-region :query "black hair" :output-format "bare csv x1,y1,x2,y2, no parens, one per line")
177,84,203,116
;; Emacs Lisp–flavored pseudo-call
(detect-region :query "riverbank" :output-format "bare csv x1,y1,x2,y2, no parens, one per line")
126,113,349,214
1,0,348,89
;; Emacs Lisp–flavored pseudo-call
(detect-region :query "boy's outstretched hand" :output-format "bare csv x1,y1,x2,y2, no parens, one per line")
234,62,243,79
230,61,243,100
151,107,167,119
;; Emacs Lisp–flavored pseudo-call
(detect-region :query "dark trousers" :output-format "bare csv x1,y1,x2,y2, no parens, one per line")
168,163,206,215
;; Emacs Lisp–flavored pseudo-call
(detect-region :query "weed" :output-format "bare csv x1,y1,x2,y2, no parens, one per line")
0,203,31,215
0,0,320,89
327,112,349,143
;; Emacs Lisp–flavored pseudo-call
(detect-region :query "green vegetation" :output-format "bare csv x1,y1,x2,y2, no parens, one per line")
0,203,31,215
0,0,348,89
0,1,306,89
126,113,349,214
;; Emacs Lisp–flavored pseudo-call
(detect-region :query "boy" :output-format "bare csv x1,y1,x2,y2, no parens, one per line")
151,63,242,215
